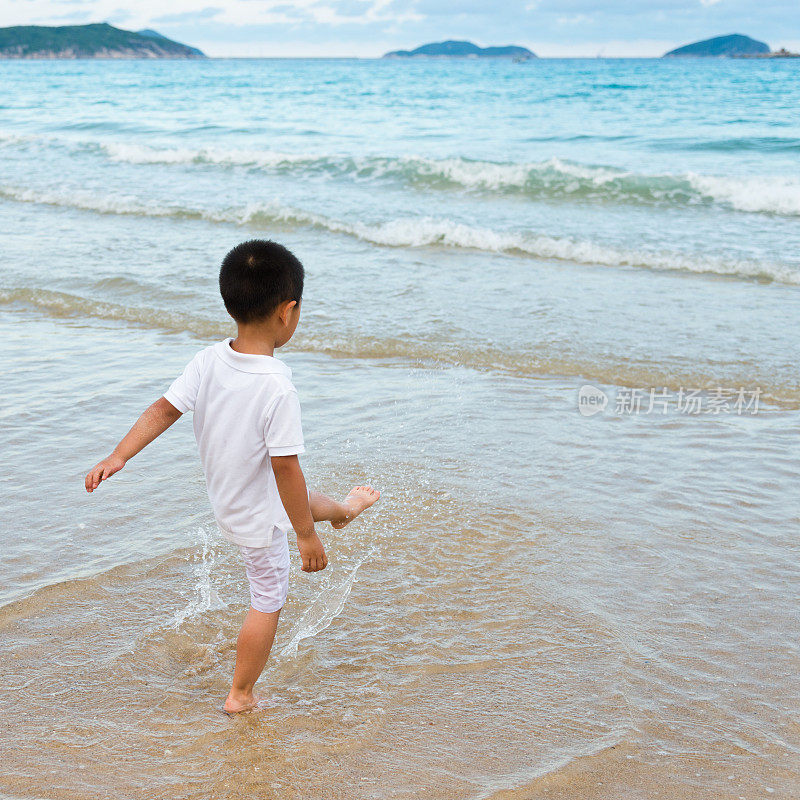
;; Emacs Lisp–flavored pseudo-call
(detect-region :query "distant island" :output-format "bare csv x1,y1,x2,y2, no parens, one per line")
663,34,769,58
383,40,536,59
0,23,205,59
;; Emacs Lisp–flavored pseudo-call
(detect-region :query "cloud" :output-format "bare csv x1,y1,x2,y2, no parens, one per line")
555,13,594,26
327,0,374,17
106,8,133,23
43,9,93,21
152,6,222,24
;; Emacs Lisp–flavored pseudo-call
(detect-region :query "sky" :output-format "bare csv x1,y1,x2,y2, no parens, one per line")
3,0,799,57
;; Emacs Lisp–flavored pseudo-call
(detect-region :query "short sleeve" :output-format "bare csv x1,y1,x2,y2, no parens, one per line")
265,389,305,457
164,350,205,414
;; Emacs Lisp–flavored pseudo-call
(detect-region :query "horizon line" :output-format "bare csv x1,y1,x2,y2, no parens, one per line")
2,55,795,60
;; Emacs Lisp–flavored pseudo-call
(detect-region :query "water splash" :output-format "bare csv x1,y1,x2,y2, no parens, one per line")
279,545,376,659
172,526,227,628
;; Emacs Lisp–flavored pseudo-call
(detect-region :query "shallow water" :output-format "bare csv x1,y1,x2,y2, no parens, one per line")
0,58,798,799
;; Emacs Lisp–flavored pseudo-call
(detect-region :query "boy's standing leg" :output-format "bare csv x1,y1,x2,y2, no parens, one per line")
223,486,379,715
225,608,282,713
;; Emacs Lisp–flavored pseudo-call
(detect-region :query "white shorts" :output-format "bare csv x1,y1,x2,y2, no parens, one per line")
239,531,290,613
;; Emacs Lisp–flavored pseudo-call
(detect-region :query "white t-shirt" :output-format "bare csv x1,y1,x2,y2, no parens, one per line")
164,338,305,548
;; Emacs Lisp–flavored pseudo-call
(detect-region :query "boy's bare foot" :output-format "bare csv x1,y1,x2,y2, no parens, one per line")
223,692,269,715
331,486,380,529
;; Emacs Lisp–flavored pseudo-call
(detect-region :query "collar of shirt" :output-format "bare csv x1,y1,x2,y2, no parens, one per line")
214,338,292,376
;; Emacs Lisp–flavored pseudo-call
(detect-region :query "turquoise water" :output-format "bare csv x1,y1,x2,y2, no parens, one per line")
2,58,799,401
3,58,800,275
1,58,799,799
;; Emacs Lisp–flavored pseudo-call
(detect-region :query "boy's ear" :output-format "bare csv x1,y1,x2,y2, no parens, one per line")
279,300,297,325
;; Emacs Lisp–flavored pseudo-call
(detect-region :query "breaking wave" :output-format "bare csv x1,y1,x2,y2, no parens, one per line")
98,142,800,216
3,131,799,216
1,184,796,284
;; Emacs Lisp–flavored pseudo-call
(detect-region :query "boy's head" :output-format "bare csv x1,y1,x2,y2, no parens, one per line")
219,239,304,340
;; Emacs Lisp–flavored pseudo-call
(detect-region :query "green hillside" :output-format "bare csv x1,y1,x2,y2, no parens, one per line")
0,23,205,59
663,34,769,58
384,40,536,59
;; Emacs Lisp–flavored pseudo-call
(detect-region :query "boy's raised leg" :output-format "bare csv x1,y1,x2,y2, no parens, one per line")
224,607,281,714
309,486,380,529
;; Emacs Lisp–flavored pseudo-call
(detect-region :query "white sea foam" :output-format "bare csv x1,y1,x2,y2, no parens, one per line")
2,184,797,285
243,205,800,284
0,130,38,147
5,133,800,216
99,142,648,194
104,142,800,215
688,173,800,216
101,141,317,169
0,184,193,219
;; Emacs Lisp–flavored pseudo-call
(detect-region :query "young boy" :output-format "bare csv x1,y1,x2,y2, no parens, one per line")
85,239,379,714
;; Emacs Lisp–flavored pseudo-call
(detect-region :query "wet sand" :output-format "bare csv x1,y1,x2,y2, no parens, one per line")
1,310,797,799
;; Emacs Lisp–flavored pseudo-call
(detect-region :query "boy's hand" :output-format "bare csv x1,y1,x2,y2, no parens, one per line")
84,397,182,494
85,453,126,493
296,529,328,572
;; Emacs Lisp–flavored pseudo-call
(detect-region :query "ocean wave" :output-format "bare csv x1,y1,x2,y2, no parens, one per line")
687,173,800,216
0,131,33,145
2,287,797,407
3,131,800,216
100,144,800,216
666,136,800,153
1,184,796,285
0,287,227,337
296,214,799,284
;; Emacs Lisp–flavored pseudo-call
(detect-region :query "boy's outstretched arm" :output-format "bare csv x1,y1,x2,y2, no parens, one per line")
85,397,182,492
271,455,328,573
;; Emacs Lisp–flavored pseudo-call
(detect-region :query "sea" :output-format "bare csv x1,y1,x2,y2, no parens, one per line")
0,57,798,800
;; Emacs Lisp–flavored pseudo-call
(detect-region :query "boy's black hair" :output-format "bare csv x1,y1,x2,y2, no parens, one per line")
219,239,304,323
